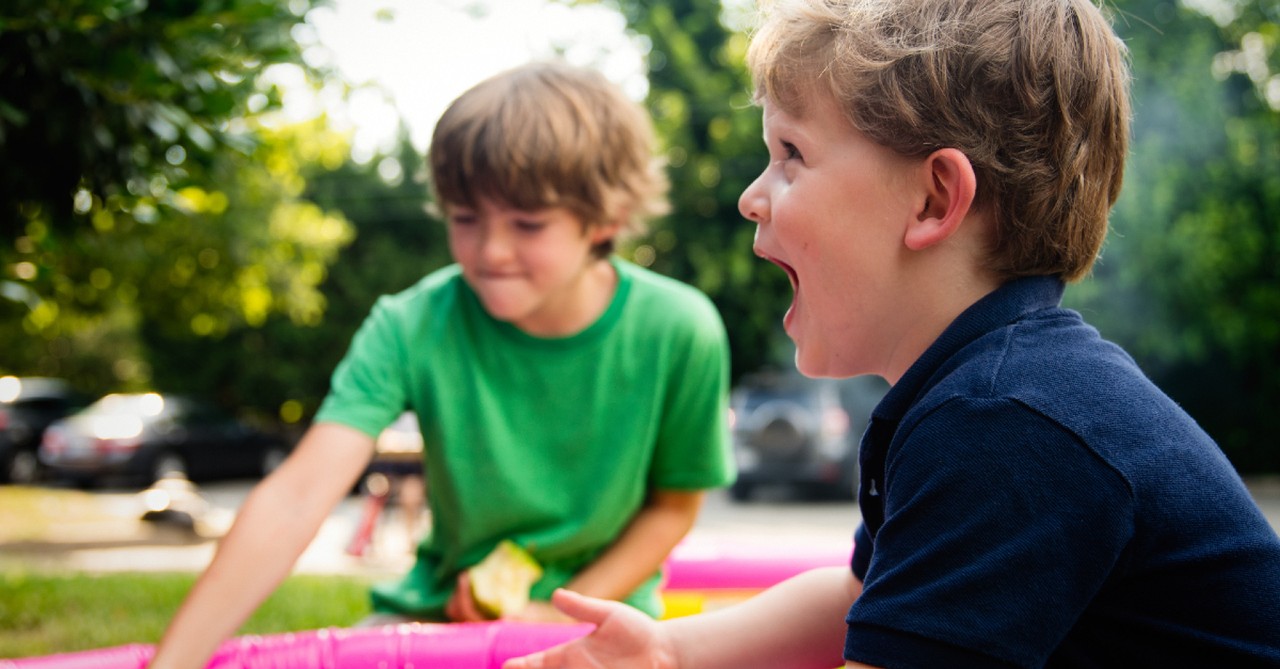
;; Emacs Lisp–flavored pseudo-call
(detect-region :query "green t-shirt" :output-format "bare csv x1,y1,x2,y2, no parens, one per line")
314,258,734,619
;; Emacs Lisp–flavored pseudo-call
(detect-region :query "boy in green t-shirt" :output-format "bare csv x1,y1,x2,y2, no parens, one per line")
148,60,735,669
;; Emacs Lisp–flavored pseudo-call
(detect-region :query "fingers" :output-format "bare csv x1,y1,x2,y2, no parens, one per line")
445,587,463,622
549,588,617,626
502,647,559,669
446,570,489,622
507,600,574,624
505,591,653,669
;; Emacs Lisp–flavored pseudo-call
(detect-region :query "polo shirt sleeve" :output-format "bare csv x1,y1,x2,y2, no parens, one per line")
844,396,1134,668
314,295,412,438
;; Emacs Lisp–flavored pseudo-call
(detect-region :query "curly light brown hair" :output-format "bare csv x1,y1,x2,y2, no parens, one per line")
747,0,1131,282
428,60,669,257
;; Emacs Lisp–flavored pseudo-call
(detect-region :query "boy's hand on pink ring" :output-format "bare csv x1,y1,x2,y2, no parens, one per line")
502,589,675,669
507,599,575,624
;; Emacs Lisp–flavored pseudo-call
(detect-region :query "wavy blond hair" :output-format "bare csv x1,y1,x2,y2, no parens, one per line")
747,0,1131,282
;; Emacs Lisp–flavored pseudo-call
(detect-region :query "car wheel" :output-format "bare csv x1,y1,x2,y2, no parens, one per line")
6,450,41,485
728,479,755,502
151,451,188,482
260,446,287,477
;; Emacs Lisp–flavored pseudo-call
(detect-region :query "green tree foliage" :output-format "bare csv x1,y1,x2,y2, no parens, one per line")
1067,0,1280,471
0,0,354,417
1,0,314,238
304,131,451,336
139,118,354,417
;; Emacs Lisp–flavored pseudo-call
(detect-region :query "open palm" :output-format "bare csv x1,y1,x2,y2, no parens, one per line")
502,589,677,669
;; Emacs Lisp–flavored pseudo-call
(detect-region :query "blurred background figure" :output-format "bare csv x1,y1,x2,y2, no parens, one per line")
347,412,428,557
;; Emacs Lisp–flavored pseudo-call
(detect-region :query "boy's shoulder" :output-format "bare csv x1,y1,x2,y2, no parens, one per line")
933,301,1141,407
359,265,471,339
916,290,1202,454
375,264,465,310
616,259,724,325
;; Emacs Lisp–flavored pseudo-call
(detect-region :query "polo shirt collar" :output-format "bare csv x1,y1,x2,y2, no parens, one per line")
873,276,1066,421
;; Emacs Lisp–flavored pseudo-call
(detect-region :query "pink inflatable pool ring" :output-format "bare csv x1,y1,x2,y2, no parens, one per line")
4,537,853,666
0,621,594,669
663,536,853,590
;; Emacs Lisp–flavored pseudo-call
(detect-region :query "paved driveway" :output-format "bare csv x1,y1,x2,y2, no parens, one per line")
2,476,1278,576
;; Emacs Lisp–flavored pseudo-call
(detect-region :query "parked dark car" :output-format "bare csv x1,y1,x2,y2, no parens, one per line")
39,392,291,487
728,371,888,502
0,376,90,484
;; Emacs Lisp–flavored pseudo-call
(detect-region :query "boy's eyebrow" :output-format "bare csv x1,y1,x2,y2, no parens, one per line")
759,111,785,138
764,112,809,144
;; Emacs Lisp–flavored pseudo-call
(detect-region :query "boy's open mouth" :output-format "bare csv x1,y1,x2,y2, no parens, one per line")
758,252,799,292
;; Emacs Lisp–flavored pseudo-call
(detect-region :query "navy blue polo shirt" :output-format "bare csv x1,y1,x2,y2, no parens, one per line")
846,276,1280,668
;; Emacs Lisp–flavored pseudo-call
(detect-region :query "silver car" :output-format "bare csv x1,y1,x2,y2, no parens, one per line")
728,371,887,502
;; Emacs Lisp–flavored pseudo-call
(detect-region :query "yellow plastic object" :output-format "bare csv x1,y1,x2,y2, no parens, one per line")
660,589,760,619
660,592,705,619
470,540,544,618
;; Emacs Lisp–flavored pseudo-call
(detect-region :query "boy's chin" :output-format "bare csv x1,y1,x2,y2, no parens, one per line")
481,306,531,329
792,349,828,379
474,294,529,321
793,348,856,380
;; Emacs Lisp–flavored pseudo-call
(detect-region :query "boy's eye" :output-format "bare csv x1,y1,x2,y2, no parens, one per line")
782,141,803,161
515,219,546,232
448,214,477,226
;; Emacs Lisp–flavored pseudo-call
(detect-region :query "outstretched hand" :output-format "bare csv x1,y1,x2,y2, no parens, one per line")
502,589,677,669
508,599,576,624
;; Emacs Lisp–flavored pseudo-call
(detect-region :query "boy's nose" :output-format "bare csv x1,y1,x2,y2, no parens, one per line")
478,227,515,263
738,176,768,224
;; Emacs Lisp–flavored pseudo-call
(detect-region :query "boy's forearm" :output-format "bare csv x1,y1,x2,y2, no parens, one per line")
149,486,319,668
667,566,858,669
564,489,704,602
149,424,374,669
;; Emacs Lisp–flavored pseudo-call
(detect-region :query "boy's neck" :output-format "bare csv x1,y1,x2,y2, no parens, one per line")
882,249,1003,385
513,257,619,338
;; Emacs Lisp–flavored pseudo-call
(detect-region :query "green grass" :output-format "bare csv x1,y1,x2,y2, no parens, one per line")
0,569,377,659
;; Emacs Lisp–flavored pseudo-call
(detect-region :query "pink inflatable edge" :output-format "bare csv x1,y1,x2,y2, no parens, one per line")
0,622,595,669
662,536,853,590
4,538,853,668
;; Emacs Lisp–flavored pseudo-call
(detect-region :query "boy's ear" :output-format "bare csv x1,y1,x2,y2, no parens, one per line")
589,217,624,244
904,148,977,251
